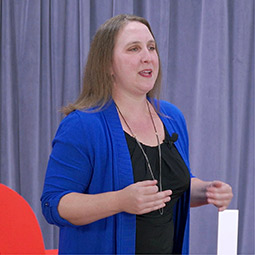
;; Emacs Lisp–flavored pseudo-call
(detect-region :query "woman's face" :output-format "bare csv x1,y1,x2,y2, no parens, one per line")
111,21,159,98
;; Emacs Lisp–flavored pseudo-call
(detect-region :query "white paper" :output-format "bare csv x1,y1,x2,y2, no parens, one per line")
217,209,239,255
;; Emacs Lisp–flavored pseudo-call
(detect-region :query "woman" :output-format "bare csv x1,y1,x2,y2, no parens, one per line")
41,14,233,254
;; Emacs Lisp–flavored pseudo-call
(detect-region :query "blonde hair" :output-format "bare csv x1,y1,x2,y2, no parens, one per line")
62,14,162,115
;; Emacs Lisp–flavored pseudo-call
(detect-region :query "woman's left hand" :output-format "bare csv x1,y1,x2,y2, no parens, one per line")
206,181,233,211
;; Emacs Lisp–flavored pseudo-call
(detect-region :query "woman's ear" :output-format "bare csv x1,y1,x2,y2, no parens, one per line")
110,67,115,80
109,66,114,76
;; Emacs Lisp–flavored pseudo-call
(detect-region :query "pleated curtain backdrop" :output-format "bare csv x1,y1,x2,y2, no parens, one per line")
0,0,254,254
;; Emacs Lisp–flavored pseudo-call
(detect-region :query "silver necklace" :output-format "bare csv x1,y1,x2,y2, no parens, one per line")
115,100,163,215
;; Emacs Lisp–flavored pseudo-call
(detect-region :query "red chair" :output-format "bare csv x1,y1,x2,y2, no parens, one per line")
0,183,58,255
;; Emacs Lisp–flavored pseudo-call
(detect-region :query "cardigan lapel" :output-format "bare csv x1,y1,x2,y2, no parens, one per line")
101,100,136,254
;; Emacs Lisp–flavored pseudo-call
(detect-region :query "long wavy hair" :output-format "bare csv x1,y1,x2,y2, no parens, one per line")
62,14,162,115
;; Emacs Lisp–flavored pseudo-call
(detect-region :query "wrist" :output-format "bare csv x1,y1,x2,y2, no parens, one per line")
114,189,124,213
190,178,211,207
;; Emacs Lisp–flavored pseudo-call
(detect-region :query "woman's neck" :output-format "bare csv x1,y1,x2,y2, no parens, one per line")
112,93,149,119
113,93,164,146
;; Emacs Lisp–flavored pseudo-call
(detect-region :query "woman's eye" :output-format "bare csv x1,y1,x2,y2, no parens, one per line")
149,46,156,51
129,47,139,52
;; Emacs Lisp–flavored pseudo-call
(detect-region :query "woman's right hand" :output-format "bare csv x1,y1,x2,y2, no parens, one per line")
117,180,172,215
57,180,172,226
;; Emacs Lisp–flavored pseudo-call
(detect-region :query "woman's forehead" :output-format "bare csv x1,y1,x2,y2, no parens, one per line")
115,21,154,46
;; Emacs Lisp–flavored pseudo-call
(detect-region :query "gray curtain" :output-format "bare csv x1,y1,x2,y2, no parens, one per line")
0,0,254,254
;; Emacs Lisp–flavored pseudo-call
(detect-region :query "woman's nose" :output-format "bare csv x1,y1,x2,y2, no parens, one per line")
140,48,152,63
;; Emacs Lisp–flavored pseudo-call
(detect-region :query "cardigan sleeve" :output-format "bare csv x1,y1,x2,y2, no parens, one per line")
41,111,93,227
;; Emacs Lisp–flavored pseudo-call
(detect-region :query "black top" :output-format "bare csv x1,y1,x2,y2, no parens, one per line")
124,126,190,254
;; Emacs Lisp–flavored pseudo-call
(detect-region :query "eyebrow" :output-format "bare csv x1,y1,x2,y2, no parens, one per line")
126,40,156,47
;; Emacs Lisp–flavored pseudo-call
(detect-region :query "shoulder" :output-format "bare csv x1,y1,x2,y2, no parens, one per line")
54,110,106,146
61,109,105,129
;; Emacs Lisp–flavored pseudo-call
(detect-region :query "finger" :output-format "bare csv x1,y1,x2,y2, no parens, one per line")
207,181,223,191
137,201,168,215
159,189,172,197
218,206,228,212
144,193,172,212
141,184,172,196
206,184,233,200
207,198,221,207
136,180,158,187
146,189,172,199
212,180,223,187
146,198,170,208
207,191,232,200
211,182,232,194
143,190,172,204
207,184,231,194
137,190,171,206
142,185,159,195
207,197,231,208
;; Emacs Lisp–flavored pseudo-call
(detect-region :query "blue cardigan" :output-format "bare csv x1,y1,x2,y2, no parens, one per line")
41,99,193,254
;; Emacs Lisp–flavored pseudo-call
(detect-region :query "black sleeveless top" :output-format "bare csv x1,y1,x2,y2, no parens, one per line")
124,126,190,254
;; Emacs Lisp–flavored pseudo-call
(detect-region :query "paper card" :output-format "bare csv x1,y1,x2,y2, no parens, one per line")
217,209,239,255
